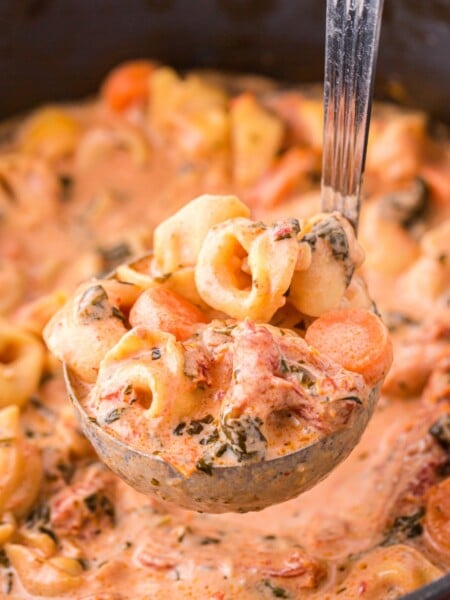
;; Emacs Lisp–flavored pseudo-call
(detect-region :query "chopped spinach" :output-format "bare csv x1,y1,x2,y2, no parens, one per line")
77,285,109,322
289,364,316,388
83,493,116,523
279,357,290,374
38,526,58,544
196,458,213,475
383,311,420,332
429,414,450,451
25,503,50,527
200,429,220,445
199,536,221,545
222,414,267,461
151,347,162,360
97,242,132,271
173,422,186,436
0,549,10,568
5,570,13,594
380,177,428,228
186,420,204,435
382,507,425,545
111,305,127,325
77,558,89,570
59,174,73,202
200,414,214,424
103,408,125,424
263,579,289,598
302,216,353,284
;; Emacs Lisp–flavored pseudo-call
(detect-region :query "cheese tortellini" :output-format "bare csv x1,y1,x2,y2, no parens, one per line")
195,217,301,321
0,320,45,408
0,405,42,518
153,193,250,274
153,194,364,322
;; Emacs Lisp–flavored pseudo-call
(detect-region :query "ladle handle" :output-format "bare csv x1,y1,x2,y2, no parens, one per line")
321,0,384,230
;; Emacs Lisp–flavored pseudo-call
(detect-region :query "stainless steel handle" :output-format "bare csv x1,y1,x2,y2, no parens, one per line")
321,0,384,230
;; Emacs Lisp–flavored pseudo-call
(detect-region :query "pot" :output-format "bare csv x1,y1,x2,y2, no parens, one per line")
1,1,449,598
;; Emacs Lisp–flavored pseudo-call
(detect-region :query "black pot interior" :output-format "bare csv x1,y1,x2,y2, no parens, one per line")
0,0,449,121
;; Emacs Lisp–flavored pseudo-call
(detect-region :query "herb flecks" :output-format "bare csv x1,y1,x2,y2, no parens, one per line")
200,429,220,446
103,408,125,424
98,242,132,271
0,548,10,568
59,174,73,202
199,536,221,545
429,414,450,451
382,507,425,545
151,347,162,360
77,285,109,322
263,579,289,598
302,216,354,284
222,414,267,461
196,458,213,475
173,422,186,436
38,526,58,544
186,420,204,435
83,493,116,524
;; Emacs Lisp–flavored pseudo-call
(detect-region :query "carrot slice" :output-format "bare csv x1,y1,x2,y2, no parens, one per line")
424,478,450,559
421,163,450,207
245,147,317,208
101,60,157,112
305,308,393,386
129,287,207,341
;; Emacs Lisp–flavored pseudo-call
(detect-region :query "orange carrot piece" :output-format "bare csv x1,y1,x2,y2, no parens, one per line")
245,147,317,208
424,478,450,559
305,308,393,386
101,60,157,112
421,163,450,207
129,287,207,341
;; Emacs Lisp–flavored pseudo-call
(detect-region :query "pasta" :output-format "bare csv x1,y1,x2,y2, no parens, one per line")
0,59,448,599
0,323,45,408
0,406,42,517
195,216,300,321
153,193,250,275
45,194,388,480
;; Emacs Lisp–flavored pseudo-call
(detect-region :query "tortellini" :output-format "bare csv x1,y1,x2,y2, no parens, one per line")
192,202,362,321
0,155,60,226
288,212,365,317
76,123,150,169
19,107,81,162
0,405,42,518
230,92,284,187
92,328,196,421
424,478,450,560
0,262,24,316
195,217,300,321
148,67,230,163
337,545,442,599
6,543,82,596
0,320,45,408
153,193,250,274
44,280,139,383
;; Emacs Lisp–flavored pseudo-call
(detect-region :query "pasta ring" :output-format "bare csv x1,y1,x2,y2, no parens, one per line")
195,217,299,321
0,321,45,408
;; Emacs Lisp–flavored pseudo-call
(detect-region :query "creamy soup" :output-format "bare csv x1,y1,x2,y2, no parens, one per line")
0,60,449,599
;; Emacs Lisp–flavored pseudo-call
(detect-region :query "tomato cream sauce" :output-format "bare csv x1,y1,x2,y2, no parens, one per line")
0,64,449,599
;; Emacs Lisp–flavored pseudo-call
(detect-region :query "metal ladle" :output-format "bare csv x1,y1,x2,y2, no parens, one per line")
64,0,384,513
